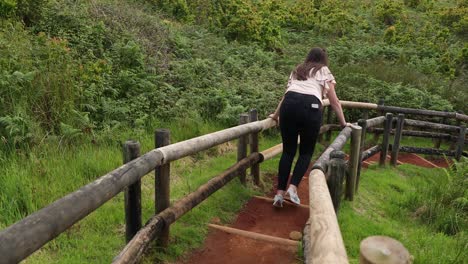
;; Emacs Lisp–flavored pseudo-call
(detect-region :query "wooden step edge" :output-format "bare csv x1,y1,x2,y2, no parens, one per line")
208,224,300,248
252,195,309,209
409,153,440,168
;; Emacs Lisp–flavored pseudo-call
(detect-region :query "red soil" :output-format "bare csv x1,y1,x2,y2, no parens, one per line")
179,153,449,264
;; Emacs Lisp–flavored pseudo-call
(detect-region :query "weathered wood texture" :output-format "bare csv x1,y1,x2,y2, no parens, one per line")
326,106,334,141
208,224,299,247
356,119,367,190
380,113,393,166
359,236,411,264
327,151,346,214
307,169,349,264
394,145,455,156
155,129,171,247
434,111,448,149
320,99,468,121
113,153,262,264
313,127,352,173
455,126,466,161
404,119,460,132
260,143,283,161
361,145,382,162
346,125,362,200
365,116,385,128
123,141,142,243
237,114,249,185
303,219,312,264
0,119,275,263
249,109,260,185
367,128,462,141
391,114,405,166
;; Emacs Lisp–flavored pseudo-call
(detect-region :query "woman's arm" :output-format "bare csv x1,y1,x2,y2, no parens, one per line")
326,82,347,127
269,96,284,123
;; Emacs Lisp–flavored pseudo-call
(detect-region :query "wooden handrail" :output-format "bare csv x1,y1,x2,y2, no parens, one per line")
322,99,468,121
0,119,275,263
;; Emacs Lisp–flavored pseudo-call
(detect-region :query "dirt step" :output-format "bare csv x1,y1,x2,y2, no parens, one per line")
180,229,300,264
230,196,309,239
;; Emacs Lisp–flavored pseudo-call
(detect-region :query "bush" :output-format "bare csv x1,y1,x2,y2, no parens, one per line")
405,158,468,235
375,0,405,25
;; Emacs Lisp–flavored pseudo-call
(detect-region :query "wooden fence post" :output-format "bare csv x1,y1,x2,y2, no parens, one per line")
155,129,171,247
346,124,362,201
379,113,393,167
123,140,141,243
249,109,260,185
238,114,249,185
434,109,448,149
356,119,367,193
374,99,385,142
455,125,466,161
327,150,346,214
391,114,405,166
451,112,463,150
326,106,333,142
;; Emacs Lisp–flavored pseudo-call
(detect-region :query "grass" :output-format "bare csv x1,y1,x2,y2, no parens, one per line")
0,119,283,263
339,163,467,264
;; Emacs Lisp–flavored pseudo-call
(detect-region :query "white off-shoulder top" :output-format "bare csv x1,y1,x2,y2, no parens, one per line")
285,66,336,103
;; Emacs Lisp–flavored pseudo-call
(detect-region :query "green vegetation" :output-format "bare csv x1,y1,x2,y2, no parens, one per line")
339,161,467,264
1,0,467,263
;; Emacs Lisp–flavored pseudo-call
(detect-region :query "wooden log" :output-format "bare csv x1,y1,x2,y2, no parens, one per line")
380,113,393,166
303,219,312,264
379,105,456,119
356,119,367,191
391,114,405,166
367,128,458,141
249,109,260,185
450,113,463,150
365,116,385,128
374,99,385,142
340,101,379,110
208,224,299,247
313,127,353,173
113,153,262,264
359,236,411,264
321,99,468,121
346,125,362,200
404,119,459,132
260,143,283,161
307,169,349,263
455,126,466,161
155,129,171,247
434,110,448,149
123,141,142,243
362,109,369,121
0,118,275,263
397,146,455,156
237,114,249,185
361,145,382,162
327,150,346,214
326,105,333,142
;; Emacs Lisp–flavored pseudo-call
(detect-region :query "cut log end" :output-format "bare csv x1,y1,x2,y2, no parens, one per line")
359,236,412,264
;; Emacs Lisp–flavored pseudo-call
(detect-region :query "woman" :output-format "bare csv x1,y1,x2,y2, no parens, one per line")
268,47,348,207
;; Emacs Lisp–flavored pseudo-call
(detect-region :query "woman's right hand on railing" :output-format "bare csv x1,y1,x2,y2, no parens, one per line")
268,113,279,126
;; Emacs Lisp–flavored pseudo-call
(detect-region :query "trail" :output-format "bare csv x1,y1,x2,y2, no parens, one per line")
178,153,450,264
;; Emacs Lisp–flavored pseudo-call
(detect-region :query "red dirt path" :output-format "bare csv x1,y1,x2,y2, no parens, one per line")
179,153,449,264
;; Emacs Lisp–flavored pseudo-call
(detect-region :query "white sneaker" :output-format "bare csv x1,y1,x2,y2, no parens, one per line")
273,194,284,207
286,188,301,205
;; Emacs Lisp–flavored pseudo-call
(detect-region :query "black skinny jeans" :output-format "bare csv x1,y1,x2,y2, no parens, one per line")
278,91,322,191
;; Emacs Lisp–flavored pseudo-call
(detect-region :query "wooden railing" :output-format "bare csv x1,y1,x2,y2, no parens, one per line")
0,100,466,264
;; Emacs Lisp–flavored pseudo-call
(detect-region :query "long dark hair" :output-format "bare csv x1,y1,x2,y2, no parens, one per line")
293,47,329,81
